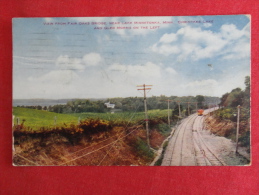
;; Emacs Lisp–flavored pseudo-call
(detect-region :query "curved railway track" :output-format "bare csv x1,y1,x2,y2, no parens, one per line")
192,116,226,166
162,108,226,166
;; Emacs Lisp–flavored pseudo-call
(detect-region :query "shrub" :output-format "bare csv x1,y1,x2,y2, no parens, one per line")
239,131,250,148
157,123,171,136
134,137,154,161
154,141,168,166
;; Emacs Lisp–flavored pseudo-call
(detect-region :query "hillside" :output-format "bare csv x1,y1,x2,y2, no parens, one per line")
12,107,171,166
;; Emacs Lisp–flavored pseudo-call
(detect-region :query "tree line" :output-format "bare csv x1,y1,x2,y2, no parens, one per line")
17,95,220,114
219,76,250,109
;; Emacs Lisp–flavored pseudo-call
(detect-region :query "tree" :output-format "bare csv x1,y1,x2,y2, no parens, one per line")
223,88,243,107
243,76,250,107
220,92,229,107
244,76,250,93
196,95,205,108
36,105,42,110
219,76,250,109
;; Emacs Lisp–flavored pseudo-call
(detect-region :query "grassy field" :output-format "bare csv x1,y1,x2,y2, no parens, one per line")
13,107,170,130
13,107,79,129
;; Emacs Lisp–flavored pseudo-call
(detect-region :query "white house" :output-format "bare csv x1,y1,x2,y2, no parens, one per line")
104,102,115,109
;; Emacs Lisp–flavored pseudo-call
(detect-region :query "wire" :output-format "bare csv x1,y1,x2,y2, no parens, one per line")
97,103,144,165
62,134,119,158
59,102,143,165
15,154,39,166
13,56,55,62
58,124,143,166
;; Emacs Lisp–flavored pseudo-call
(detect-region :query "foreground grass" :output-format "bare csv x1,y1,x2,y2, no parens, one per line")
13,107,170,131
13,107,79,130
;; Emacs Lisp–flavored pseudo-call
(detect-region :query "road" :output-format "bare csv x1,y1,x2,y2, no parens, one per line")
161,108,226,166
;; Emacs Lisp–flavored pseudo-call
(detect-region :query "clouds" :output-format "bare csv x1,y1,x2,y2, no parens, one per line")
29,70,78,85
55,52,102,71
151,23,250,61
82,53,102,66
159,33,178,43
220,24,248,41
151,43,180,56
165,67,177,74
184,79,219,96
22,52,103,98
56,55,84,71
109,62,162,78
13,16,250,99
20,57,180,98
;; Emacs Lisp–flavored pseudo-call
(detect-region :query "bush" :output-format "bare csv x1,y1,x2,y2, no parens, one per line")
134,137,154,161
154,141,168,166
157,123,171,136
215,108,234,120
239,131,250,148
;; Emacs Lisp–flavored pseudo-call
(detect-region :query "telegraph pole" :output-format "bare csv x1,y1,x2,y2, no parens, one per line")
137,84,152,147
187,102,190,116
176,101,181,118
164,99,173,126
236,105,241,153
194,102,198,112
177,101,197,116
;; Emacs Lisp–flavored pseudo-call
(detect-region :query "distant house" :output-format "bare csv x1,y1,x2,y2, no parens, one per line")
104,102,115,109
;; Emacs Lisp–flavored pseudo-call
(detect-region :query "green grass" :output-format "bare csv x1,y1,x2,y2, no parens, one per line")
71,109,169,127
72,110,169,122
13,107,169,131
13,107,79,130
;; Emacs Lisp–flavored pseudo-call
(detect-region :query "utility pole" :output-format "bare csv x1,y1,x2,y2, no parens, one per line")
12,115,15,127
176,101,181,118
177,101,197,116
16,117,20,125
187,102,190,116
164,99,173,126
194,102,198,112
236,105,241,153
215,101,218,110
137,84,152,148
54,116,57,127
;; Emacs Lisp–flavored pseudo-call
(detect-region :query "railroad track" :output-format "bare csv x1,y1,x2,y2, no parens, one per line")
162,108,226,166
161,114,197,166
192,115,226,166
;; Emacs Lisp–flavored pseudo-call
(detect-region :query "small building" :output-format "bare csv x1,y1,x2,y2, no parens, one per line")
104,102,115,109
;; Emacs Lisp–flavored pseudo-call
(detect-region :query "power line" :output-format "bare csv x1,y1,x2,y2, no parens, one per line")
58,123,143,166
59,102,143,165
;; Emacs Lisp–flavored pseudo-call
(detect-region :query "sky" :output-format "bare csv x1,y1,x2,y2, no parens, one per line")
13,15,251,99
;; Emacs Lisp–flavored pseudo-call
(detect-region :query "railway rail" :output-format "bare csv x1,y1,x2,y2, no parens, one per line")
162,108,226,166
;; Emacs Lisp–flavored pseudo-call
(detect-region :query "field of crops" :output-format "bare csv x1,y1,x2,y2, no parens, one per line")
13,107,170,131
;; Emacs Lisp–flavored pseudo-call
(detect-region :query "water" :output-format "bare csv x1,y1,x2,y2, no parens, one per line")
13,99,68,107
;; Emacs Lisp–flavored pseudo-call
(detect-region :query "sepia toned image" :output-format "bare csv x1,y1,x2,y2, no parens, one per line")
12,15,250,166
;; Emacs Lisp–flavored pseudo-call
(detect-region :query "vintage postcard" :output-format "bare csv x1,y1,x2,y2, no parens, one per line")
12,15,250,166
